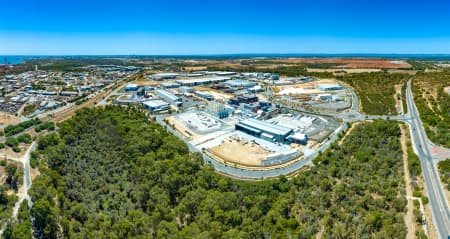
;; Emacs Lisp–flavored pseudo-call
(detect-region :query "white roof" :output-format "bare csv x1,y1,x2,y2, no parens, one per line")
143,100,169,107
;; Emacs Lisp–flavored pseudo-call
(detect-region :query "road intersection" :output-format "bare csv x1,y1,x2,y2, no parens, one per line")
159,79,450,238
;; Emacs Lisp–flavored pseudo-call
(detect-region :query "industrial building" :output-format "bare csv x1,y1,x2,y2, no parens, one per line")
316,83,343,91
179,86,194,93
142,100,170,112
207,101,229,119
155,89,182,106
287,133,308,145
236,118,293,143
228,95,258,105
150,73,180,80
161,82,180,89
194,91,214,101
175,77,230,86
315,94,332,101
224,79,257,88
124,84,139,91
208,71,236,76
247,85,263,93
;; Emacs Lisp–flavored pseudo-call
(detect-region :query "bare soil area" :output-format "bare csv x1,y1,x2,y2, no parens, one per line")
0,144,31,160
307,68,381,73
166,116,199,141
269,58,411,69
208,137,272,166
0,113,21,126
394,84,404,114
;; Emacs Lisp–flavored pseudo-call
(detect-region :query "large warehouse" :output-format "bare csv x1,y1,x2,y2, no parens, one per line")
236,118,293,143
142,100,170,112
155,89,182,106
225,79,257,88
175,77,230,86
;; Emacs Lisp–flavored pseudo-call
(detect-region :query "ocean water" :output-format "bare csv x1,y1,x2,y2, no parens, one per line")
0,56,33,64
1,54,450,65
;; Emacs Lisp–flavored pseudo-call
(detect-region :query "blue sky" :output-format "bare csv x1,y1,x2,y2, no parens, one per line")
1,0,450,54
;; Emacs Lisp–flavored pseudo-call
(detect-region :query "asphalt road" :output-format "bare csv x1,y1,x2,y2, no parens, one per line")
156,81,450,238
405,79,450,238
156,115,347,179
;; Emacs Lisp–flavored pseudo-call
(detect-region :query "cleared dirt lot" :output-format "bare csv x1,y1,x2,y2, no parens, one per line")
275,78,340,95
307,68,382,73
0,113,21,126
0,144,31,159
166,115,199,141
130,79,161,86
270,58,411,69
208,137,271,166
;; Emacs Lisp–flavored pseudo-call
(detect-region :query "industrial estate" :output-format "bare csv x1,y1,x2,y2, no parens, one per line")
109,70,347,170
0,56,449,239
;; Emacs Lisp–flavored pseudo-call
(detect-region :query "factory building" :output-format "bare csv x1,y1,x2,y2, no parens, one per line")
316,83,343,91
247,85,263,93
224,79,257,88
236,118,293,143
142,100,170,112
287,133,308,145
175,77,230,86
207,71,236,76
207,101,229,119
228,95,258,105
124,84,139,91
60,91,79,97
137,87,145,96
161,82,180,89
194,91,214,101
150,73,180,80
155,89,182,106
179,86,194,93
315,94,332,101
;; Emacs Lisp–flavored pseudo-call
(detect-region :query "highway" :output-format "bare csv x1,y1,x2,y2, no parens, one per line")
156,80,450,237
404,79,450,238
8,75,446,237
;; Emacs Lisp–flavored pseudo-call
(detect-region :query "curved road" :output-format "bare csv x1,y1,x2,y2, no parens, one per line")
157,80,450,238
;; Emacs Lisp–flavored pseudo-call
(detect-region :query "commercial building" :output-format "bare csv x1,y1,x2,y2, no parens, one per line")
155,89,182,106
224,79,257,88
142,100,170,112
316,84,343,91
236,118,293,143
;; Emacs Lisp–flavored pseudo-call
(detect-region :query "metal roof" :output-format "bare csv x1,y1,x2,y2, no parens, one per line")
155,89,181,102
143,100,169,108
239,118,293,136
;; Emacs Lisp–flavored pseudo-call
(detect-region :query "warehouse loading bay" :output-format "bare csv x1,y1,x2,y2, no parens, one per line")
115,71,350,170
